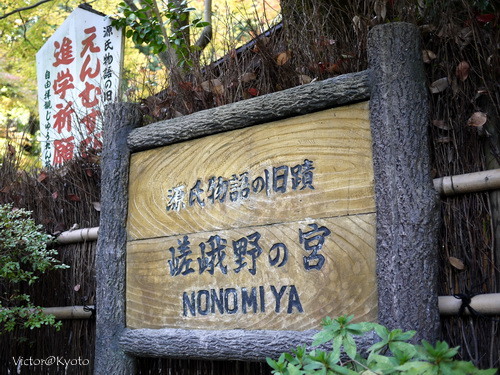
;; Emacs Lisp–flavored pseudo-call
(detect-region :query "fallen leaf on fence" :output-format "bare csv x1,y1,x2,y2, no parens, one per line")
422,49,437,63
448,256,465,270
455,61,470,81
239,72,256,83
276,51,292,66
476,13,495,23
67,194,81,202
430,77,449,93
467,112,487,127
92,202,101,211
352,15,361,33
247,88,259,97
299,75,312,84
374,0,387,20
74,284,81,292
432,120,451,130
37,171,48,183
201,79,224,95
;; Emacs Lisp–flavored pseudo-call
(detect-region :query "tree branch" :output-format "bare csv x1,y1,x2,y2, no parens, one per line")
194,0,212,51
0,0,53,20
151,0,177,69
122,0,139,14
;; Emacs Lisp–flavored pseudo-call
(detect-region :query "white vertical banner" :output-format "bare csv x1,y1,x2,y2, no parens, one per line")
36,6,123,167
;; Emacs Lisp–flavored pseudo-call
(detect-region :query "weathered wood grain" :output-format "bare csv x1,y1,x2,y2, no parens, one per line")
368,23,440,342
127,70,370,152
126,214,377,330
127,102,374,240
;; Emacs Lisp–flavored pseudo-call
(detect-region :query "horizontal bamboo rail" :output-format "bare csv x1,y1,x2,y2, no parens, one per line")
56,227,99,244
41,294,500,319
433,169,500,196
42,305,94,319
438,293,500,316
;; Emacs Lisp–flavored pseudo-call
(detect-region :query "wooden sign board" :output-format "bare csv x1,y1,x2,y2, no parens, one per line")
126,101,377,330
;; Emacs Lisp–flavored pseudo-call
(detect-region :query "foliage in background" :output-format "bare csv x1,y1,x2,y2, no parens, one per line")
112,0,210,68
0,202,68,333
267,315,497,375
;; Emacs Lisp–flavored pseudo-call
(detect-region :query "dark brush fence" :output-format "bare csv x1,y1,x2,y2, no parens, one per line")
0,154,99,375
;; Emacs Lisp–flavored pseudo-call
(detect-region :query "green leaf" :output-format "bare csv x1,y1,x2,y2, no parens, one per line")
372,323,389,339
396,360,434,372
313,330,335,346
195,21,210,28
343,334,357,360
287,363,304,375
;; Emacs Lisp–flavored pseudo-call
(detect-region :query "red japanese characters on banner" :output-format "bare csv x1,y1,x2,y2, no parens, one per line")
36,6,123,167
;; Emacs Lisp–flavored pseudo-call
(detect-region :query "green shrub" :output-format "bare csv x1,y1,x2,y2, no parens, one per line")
267,315,497,375
0,203,68,333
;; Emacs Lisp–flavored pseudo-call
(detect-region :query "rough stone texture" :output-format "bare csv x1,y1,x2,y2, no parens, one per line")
128,70,370,151
95,103,142,374
120,328,377,361
367,23,441,342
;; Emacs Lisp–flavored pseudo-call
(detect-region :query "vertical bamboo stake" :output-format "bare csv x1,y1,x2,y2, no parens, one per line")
95,103,142,374
368,23,441,343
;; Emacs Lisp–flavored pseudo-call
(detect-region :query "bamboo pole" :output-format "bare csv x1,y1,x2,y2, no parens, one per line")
37,295,500,320
56,227,99,244
438,293,500,316
42,305,94,319
433,169,500,196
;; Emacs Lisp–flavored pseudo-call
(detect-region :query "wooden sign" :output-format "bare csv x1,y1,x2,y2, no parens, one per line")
126,101,377,330
97,24,440,372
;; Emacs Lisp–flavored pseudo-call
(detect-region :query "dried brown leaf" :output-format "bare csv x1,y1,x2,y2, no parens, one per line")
240,72,257,83
432,120,451,130
201,79,224,95
67,194,81,202
247,88,259,97
455,61,470,81
276,51,291,66
448,256,465,270
430,77,449,93
467,112,487,127
352,16,361,33
298,75,312,84
374,0,387,20
37,171,48,183
422,50,437,63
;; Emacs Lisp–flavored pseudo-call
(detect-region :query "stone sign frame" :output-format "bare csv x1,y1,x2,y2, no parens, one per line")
95,23,440,374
